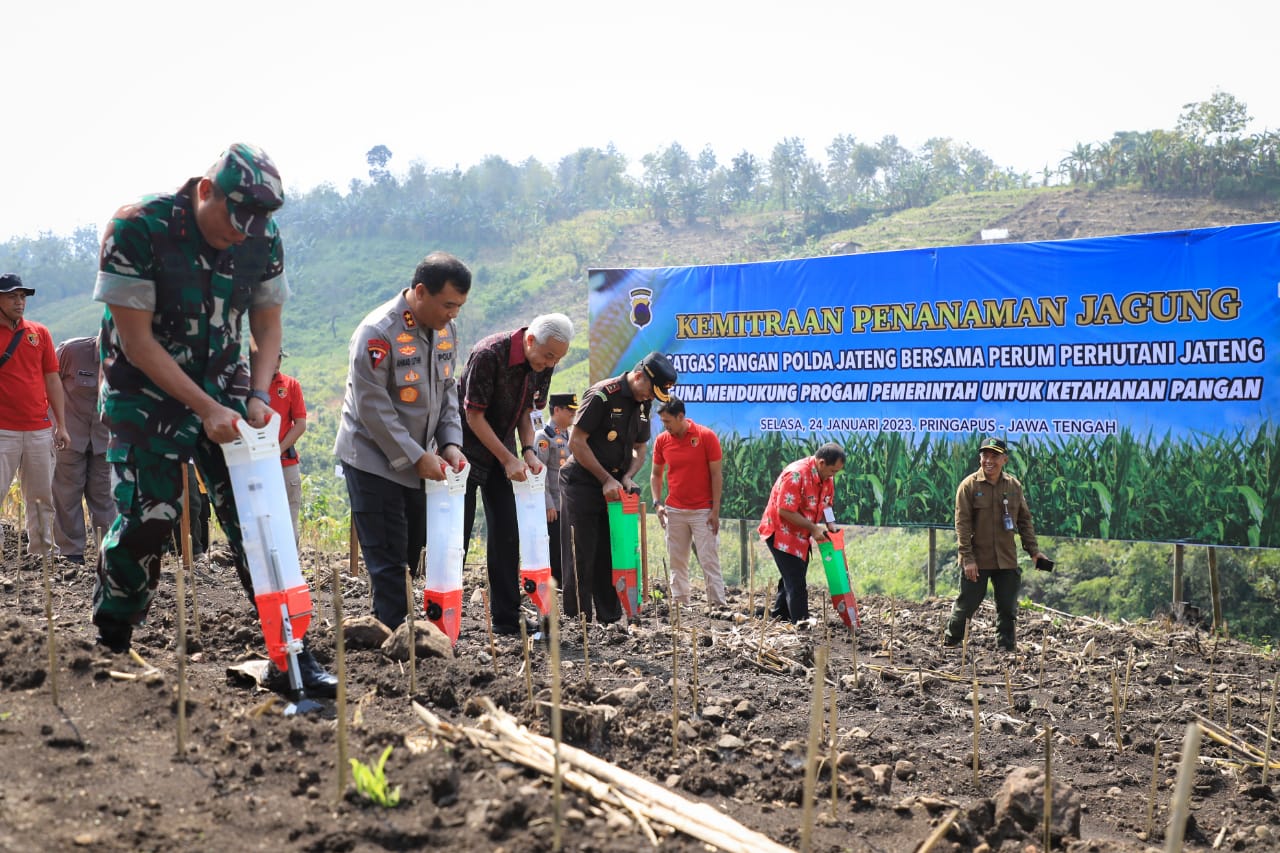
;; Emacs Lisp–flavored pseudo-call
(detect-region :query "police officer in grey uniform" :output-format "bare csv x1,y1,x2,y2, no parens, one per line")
51,336,115,564
560,353,677,624
334,252,471,629
535,392,577,583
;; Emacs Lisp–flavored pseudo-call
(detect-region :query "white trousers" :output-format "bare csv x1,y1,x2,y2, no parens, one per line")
0,427,56,556
664,506,726,606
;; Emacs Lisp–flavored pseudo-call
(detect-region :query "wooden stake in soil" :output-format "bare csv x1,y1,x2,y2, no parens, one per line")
888,597,896,665
1039,620,1049,690
689,625,700,718
1225,686,1232,735
1263,675,1278,786
481,587,499,676
1145,735,1162,841
173,545,187,756
347,516,359,576
961,618,970,668
332,555,350,805
971,676,981,786
404,563,417,697
1043,723,1053,853
41,545,58,707
179,476,201,640
547,579,564,852
639,502,649,605
519,619,534,706
579,613,591,683
1165,722,1203,853
828,676,838,818
1110,669,1124,752
1123,647,1133,712
800,645,829,853
671,602,681,758
1005,667,1013,710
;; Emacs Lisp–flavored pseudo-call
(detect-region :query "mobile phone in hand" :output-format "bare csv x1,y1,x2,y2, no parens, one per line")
1035,556,1055,572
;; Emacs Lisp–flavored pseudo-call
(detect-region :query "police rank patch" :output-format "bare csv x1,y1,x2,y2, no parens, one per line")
367,339,390,369
402,310,416,328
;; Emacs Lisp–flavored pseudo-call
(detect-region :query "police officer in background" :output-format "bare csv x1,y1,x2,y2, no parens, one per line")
334,252,471,630
560,353,677,624
535,392,577,584
51,335,115,564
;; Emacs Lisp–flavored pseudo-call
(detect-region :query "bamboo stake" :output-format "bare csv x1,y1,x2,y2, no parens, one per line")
671,602,680,758
747,537,755,623
519,619,534,706
41,532,58,706
916,808,960,853
1263,675,1278,786
174,544,187,757
548,579,563,852
347,516,359,576
828,678,838,819
580,613,591,683
1111,669,1123,752
1165,722,1202,853
1123,647,1133,712
639,503,648,606
1005,667,1013,710
1145,735,1162,840
850,629,860,687
179,475,201,640
961,618,970,668
889,597,896,665
404,564,417,697
971,676,981,786
1043,724,1053,853
690,625,700,718
332,555,349,805
1225,686,1232,735
800,645,828,853
481,588,498,676
1039,620,1049,690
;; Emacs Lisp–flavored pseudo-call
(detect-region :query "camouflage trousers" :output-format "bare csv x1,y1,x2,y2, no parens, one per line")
93,436,254,628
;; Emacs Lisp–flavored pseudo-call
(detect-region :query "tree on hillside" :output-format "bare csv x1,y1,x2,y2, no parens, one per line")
768,137,807,210
366,145,393,183
727,150,761,206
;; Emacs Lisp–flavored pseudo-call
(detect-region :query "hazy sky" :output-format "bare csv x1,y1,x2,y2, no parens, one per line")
4,1,1277,242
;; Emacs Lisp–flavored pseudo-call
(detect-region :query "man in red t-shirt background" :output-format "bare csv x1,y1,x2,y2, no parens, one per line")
650,396,727,608
0,273,70,557
266,348,307,542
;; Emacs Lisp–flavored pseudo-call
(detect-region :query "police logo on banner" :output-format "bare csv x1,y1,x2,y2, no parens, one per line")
629,287,653,329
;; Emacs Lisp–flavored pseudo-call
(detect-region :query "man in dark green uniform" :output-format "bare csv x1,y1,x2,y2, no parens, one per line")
91,144,335,696
560,352,676,624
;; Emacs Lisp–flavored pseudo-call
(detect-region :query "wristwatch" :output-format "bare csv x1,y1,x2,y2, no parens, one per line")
248,389,272,406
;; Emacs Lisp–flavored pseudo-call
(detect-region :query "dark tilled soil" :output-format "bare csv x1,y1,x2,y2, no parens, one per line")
1,537,1278,853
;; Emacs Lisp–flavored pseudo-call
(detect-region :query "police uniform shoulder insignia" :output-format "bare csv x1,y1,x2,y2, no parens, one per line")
367,339,390,369
402,310,416,328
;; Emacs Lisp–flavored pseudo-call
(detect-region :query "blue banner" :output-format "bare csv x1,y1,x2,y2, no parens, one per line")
589,223,1280,547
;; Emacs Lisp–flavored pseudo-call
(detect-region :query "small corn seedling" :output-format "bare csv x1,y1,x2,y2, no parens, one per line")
350,745,401,808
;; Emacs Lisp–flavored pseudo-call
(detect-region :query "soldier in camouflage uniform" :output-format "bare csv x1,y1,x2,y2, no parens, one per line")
91,144,336,696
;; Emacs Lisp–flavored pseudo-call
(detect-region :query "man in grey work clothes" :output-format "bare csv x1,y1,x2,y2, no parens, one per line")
51,336,115,564
334,252,471,630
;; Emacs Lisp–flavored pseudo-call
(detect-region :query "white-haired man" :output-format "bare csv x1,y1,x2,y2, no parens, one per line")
458,313,574,635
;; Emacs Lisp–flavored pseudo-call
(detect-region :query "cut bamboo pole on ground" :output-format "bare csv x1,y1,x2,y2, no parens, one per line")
1165,722,1202,853
548,579,564,852
404,565,417,697
414,695,790,852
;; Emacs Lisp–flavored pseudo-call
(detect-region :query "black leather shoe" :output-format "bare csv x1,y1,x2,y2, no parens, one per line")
95,618,132,653
265,649,338,699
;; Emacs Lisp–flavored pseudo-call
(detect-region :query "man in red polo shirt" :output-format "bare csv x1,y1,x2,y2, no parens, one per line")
0,273,70,557
266,347,307,542
650,396,726,607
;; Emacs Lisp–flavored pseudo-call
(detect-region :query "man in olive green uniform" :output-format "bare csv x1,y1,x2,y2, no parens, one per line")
560,353,676,624
945,437,1047,652
91,144,335,696
51,335,114,564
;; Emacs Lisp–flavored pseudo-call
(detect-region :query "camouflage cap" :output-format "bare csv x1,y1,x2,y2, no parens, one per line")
207,143,284,237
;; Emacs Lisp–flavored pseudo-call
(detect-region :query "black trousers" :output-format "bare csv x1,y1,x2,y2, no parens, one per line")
767,536,811,623
559,477,622,624
547,516,563,584
463,463,521,632
946,568,1021,648
345,465,425,630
